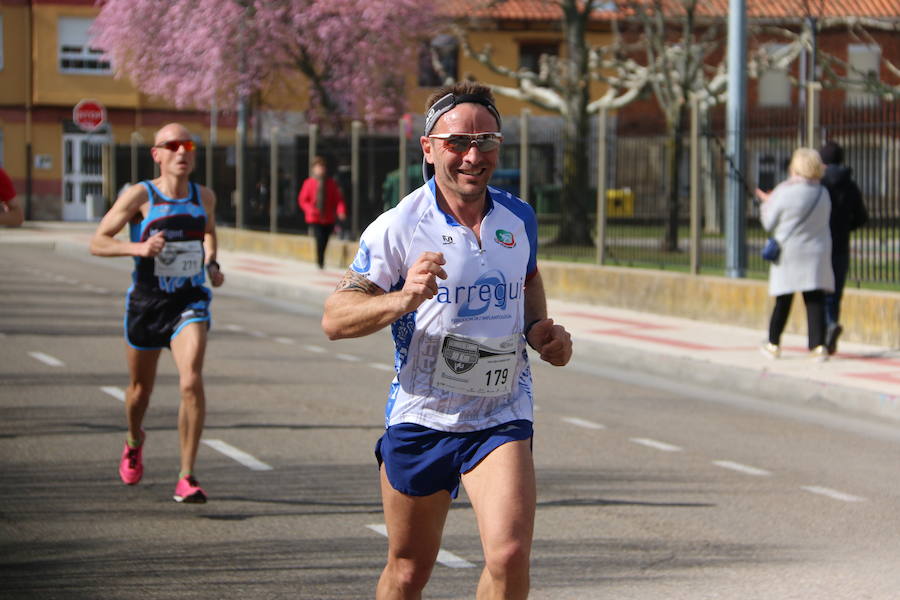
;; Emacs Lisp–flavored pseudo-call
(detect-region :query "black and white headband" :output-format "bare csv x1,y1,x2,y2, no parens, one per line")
422,93,502,181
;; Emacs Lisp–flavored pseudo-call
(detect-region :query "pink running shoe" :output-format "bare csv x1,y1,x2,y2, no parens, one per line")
118,433,144,485
173,475,207,503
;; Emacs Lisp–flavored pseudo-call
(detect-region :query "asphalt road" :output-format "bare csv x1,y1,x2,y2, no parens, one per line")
1,241,899,599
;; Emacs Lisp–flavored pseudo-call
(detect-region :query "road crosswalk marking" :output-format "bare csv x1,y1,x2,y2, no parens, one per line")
29,351,64,367
630,437,682,452
203,439,273,471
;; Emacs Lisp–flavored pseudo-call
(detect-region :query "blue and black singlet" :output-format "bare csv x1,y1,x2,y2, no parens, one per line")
130,180,208,294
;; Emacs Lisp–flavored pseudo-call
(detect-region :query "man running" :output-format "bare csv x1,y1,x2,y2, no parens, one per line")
322,82,572,599
90,123,224,503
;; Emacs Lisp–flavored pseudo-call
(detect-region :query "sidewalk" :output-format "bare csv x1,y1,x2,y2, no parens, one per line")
6,222,900,425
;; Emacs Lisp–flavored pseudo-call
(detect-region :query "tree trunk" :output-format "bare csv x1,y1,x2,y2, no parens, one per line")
553,0,593,247
555,107,593,246
663,108,686,252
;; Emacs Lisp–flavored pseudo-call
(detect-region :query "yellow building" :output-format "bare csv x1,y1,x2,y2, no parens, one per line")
0,0,611,221
0,0,237,220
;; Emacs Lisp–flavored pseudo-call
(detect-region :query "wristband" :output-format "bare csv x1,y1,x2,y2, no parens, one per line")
206,260,220,274
523,319,542,351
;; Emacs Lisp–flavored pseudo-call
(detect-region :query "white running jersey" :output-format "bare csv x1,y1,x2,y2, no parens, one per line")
351,179,539,432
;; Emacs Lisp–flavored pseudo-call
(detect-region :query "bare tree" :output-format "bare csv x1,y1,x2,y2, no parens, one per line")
768,16,900,100
460,0,725,249
459,0,899,250
460,0,647,246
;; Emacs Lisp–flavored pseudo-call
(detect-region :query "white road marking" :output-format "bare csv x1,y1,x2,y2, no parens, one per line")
28,352,65,367
630,437,682,452
368,363,394,372
801,486,865,503
202,439,273,471
248,330,268,338
274,337,296,345
713,460,771,476
561,416,606,430
305,345,326,353
336,353,360,362
367,524,475,569
225,324,245,332
101,386,126,402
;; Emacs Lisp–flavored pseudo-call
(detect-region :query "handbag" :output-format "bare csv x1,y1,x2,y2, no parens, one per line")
761,186,823,263
761,237,781,262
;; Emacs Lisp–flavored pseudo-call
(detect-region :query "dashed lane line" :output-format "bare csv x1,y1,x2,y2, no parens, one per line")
368,363,394,372
561,416,606,430
713,460,771,476
101,386,126,402
28,351,65,367
801,486,865,503
629,437,682,452
305,345,326,354
366,524,475,569
274,337,296,345
202,439,273,471
336,353,361,362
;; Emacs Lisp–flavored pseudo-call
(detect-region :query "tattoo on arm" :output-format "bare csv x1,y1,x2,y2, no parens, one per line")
335,270,381,295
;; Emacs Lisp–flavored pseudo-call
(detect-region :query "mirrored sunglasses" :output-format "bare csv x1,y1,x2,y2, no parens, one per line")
428,132,503,154
155,139,196,152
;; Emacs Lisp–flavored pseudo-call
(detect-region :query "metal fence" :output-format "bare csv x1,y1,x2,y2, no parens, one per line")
115,100,899,287
534,100,899,287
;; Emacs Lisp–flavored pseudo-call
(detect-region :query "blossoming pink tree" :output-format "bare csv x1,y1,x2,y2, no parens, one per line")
92,0,440,127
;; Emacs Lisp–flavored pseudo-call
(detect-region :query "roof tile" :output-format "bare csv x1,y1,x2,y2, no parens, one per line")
443,0,900,20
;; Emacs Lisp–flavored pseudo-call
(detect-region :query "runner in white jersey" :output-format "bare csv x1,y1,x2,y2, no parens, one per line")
322,81,572,600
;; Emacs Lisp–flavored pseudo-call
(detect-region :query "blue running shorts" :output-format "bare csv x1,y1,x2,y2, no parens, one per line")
375,420,533,498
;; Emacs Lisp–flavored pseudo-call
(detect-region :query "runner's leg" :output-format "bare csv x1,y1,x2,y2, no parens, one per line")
461,439,535,600
169,322,207,477
376,466,452,599
125,344,161,442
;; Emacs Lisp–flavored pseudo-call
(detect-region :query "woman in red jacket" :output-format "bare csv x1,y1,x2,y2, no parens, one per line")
298,156,347,269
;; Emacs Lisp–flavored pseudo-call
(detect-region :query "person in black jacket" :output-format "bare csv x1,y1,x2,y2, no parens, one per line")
819,141,868,355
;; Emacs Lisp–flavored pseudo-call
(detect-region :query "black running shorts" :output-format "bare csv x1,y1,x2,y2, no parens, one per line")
125,285,211,350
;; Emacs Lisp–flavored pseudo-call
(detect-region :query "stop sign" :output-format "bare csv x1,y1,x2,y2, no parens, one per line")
73,99,107,132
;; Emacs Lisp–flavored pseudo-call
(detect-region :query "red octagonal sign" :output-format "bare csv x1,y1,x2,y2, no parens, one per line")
73,99,107,132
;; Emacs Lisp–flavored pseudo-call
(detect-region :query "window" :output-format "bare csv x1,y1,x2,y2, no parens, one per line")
518,41,558,74
846,44,881,105
418,34,458,87
58,17,110,74
758,44,791,107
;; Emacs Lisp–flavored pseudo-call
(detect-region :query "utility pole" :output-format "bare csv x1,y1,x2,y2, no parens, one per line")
724,0,747,278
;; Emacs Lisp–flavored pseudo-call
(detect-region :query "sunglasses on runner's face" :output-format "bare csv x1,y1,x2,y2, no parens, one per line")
428,132,503,154
155,139,196,152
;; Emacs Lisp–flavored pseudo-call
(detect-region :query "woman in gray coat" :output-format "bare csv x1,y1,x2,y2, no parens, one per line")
756,147,835,360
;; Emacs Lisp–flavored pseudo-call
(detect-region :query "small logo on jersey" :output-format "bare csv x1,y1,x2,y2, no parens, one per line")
442,336,479,374
157,247,177,266
351,240,371,273
442,234,454,245
494,229,515,248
